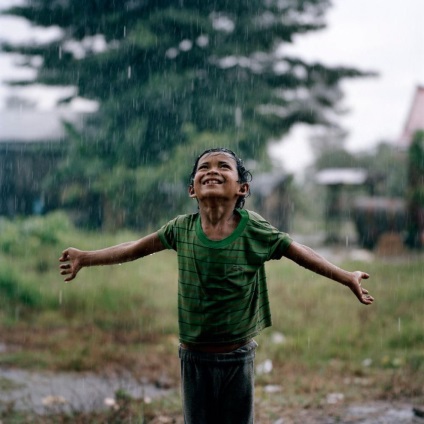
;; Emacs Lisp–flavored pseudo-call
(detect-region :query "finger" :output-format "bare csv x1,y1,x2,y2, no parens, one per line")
59,253,69,262
63,270,76,281
361,295,374,305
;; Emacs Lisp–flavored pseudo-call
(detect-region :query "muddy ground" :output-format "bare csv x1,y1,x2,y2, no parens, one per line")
1,366,423,423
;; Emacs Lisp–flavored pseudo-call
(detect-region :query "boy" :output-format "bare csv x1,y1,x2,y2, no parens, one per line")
59,148,373,423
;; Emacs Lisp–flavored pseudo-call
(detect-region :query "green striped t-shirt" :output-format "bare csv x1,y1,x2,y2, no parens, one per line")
157,209,292,345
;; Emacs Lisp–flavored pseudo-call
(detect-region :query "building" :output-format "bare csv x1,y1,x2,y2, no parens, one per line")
315,168,368,243
0,108,80,217
398,85,424,148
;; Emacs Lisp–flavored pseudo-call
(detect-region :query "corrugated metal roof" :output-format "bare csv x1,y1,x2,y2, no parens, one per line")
0,109,82,143
316,168,368,185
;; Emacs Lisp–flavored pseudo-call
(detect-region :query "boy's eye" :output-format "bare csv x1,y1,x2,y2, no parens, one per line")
196,161,233,171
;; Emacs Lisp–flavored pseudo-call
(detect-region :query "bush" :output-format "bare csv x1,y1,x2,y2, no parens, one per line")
0,212,72,256
0,266,42,313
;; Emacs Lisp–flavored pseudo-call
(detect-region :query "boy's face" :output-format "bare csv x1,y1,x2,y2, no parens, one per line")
189,152,248,205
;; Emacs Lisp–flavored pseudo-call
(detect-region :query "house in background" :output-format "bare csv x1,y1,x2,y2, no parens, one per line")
398,85,424,148
315,168,368,244
398,85,424,248
0,108,80,217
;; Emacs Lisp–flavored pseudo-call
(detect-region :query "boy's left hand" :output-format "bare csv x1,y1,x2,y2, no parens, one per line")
346,271,374,305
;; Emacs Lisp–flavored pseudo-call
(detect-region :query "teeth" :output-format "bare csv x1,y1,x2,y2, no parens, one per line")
205,180,220,184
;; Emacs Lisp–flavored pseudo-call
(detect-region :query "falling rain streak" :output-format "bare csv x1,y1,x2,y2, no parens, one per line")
0,1,422,422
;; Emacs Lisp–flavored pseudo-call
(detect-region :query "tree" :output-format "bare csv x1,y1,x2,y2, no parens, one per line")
1,0,372,229
356,142,407,198
406,130,424,248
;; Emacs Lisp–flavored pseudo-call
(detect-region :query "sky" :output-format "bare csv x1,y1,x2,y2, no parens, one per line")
270,0,424,173
0,0,423,173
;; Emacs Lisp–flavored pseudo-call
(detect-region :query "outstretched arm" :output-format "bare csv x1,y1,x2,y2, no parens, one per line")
59,232,165,282
283,241,374,305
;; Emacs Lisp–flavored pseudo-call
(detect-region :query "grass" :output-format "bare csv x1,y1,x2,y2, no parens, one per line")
0,213,423,421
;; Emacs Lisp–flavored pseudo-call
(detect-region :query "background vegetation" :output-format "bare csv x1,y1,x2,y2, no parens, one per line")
406,130,424,248
1,0,372,230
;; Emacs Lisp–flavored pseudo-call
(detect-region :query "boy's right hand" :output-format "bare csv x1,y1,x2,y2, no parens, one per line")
59,248,83,282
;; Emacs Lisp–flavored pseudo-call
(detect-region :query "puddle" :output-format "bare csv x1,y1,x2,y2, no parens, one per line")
0,367,172,414
339,402,422,424
281,402,424,424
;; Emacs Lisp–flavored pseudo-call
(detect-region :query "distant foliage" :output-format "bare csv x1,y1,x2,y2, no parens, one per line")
313,142,407,198
2,0,372,229
0,266,42,313
0,212,71,256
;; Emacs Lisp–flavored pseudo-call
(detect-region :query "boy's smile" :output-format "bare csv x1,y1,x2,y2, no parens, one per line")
189,152,248,204
202,178,222,185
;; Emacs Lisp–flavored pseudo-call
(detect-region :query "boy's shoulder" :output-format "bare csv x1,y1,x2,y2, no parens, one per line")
243,209,289,236
244,209,272,226
244,209,265,221
157,213,199,249
165,212,199,227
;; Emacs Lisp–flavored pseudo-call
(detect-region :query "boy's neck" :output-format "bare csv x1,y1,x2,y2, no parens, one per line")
198,203,240,240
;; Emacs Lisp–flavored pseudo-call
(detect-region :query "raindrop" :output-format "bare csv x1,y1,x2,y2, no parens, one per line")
235,107,242,127
127,66,132,79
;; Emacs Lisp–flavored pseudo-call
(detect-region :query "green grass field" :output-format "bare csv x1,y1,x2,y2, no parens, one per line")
0,213,423,421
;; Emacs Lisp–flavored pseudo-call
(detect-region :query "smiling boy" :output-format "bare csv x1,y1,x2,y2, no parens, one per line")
60,147,373,423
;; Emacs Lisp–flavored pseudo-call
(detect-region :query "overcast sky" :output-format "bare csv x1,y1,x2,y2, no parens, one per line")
270,0,424,173
1,0,423,173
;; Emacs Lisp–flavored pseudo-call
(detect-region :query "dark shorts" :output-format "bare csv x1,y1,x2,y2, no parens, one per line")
179,340,258,424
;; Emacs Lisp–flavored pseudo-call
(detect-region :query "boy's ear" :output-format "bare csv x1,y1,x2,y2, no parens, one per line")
238,183,249,195
188,185,196,198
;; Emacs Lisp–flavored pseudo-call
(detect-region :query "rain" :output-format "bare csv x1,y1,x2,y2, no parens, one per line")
0,0,423,422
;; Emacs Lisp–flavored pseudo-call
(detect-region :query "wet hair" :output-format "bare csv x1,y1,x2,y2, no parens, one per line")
189,147,252,209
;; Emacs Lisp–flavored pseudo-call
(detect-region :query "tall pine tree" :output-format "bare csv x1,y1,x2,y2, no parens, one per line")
1,0,372,229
